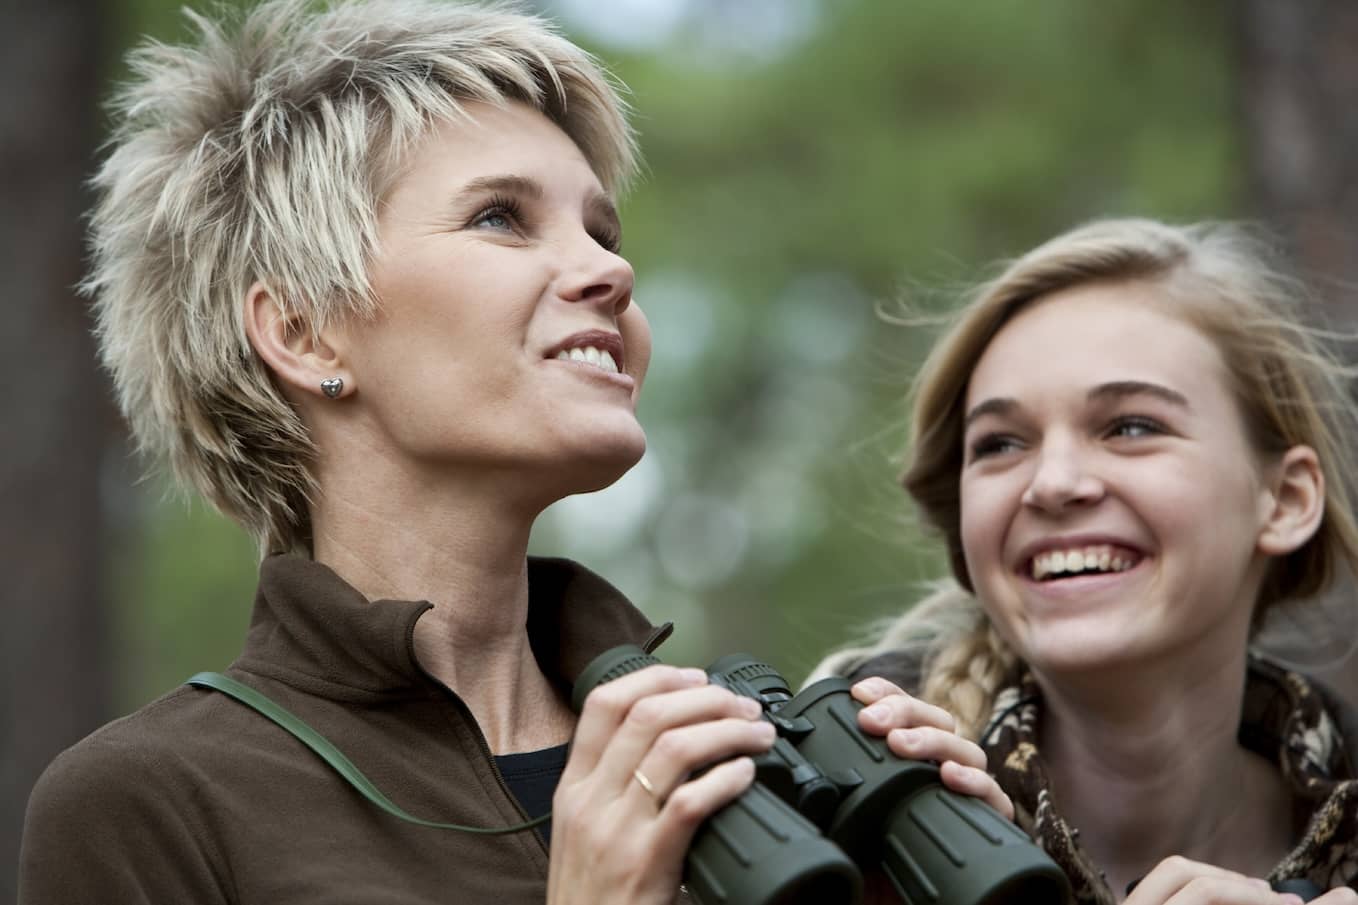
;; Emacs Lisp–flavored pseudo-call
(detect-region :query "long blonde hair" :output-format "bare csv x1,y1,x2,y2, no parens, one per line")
817,219,1358,738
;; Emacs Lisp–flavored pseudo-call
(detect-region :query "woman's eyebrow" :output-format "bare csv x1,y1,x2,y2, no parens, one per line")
964,397,1017,429
964,380,1191,430
1088,380,1191,410
454,174,545,202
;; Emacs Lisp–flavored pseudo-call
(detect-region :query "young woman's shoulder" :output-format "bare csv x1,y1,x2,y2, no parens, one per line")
807,580,983,696
844,649,929,695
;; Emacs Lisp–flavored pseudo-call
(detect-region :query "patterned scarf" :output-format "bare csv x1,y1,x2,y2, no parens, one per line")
980,656,1358,903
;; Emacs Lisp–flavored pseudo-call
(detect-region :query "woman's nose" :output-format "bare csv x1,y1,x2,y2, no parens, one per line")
556,238,634,316
1020,442,1104,513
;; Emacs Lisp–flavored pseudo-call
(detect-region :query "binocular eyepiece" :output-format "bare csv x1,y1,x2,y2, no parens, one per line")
572,646,1069,905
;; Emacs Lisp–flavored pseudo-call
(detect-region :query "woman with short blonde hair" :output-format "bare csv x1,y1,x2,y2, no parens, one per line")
86,0,637,554
21,3,1007,902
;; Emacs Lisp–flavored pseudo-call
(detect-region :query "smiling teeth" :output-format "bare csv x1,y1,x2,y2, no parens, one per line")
1031,545,1135,581
556,346,619,374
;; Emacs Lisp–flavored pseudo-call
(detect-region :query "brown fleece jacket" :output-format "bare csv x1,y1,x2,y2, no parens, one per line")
19,554,669,904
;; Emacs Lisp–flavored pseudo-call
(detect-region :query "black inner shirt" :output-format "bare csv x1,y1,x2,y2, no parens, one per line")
495,743,569,847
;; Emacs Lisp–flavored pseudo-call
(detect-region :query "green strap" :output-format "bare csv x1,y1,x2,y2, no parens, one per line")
186,671,551,835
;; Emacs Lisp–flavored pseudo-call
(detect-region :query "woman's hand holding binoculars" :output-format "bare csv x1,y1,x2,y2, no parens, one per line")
546,664,1018,905
547,664,772,905
851,676,1015,821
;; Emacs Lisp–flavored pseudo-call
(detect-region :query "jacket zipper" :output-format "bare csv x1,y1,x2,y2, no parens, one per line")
415,668,552,855
408,618,676,858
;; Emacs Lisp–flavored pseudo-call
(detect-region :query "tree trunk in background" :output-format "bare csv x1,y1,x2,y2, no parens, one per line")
1238,0,1358,310
0,1,111,894
1237,0,1358,700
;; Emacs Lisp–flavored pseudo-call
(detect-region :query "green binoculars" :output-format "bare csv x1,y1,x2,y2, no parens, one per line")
572,646,1069,905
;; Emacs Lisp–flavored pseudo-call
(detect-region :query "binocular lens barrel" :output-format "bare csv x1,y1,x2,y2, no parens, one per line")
684,781,860,905
781,678,1069,905
880,786,1068,905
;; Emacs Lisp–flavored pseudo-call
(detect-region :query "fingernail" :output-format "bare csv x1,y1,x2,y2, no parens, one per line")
680,668,707,684
753,721,776,741
739,697,762,718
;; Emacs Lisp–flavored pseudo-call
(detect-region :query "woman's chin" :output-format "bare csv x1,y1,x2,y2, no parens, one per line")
552,429,648,495
1014,623,1156,678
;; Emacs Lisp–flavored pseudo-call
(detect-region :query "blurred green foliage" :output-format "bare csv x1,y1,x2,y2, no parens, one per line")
107,0,1238,709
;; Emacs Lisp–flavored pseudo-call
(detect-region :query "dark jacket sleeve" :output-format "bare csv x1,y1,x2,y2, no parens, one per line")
19,733,230,905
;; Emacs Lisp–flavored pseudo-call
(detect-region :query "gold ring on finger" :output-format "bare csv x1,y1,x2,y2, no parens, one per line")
632,768,663,807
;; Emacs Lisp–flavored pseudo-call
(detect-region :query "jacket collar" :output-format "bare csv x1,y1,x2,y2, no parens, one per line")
235,554,670,698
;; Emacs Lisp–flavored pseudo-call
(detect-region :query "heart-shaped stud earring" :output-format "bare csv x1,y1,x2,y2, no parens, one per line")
320,377,344,399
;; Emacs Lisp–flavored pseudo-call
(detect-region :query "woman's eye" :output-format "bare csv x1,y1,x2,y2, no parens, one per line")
1107,416,1165,439
471,208,516,231
967,434,1021,462
468,196,523,233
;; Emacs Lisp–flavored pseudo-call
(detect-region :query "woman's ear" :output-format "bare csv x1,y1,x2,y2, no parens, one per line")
242,281,351,401
1257,445,1325,556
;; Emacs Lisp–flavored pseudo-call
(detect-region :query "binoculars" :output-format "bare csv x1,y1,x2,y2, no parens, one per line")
573,645,1069,905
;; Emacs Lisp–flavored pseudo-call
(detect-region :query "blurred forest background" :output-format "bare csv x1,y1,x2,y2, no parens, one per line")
5,0,1357,895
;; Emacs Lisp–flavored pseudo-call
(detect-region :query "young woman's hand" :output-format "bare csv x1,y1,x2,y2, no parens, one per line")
546,665,775,905
1125,856,1358,905
851,676,1014,820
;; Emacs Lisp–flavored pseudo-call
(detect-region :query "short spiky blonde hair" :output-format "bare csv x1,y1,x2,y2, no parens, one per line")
87,0,638,553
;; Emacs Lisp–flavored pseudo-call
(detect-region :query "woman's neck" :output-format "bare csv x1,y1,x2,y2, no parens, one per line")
309,468,576,755
1034,653,1293,899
